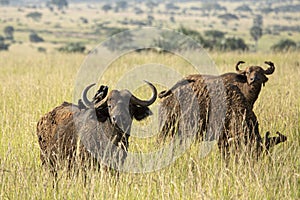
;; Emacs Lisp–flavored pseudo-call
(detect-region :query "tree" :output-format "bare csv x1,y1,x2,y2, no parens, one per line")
146,1,157,13
170,16,175,23
49,0,68,10
0,0,9,5
204,30,225,42
271,39,297,52
4,26,14,40
102,4,112,13
234,4,252,13
29,33,44,43
218,13,239,21
253,15,263,27
177,26,210,49
250,26,263,49
116,1,127,11
147,15,154,26
0,35,9,51
26,12,42,21
165,3,180,10
218,37,248,51
58,42,85,53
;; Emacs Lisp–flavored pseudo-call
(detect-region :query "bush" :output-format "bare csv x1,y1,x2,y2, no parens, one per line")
4,26,14,40
178,26,204,41
218,13,239,21
165,3,180,10
57,42,85,53
79,17,88,24
271,39,297,52
26,12,42,21
235,5,252,12
204,30,225,40
37,47,46,53
0,35,9,51
0,0,9,5
202,3,227,12
102,4,112,13
49,0,68,10
217,37,248,51
29,33,44,43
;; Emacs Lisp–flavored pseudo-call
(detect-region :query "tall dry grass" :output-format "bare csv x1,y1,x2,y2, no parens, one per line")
0,50,299,199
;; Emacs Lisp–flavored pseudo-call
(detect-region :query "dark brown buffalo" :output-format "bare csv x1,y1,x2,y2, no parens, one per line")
37,81,157,172
159,61,275,109
158,67,285,158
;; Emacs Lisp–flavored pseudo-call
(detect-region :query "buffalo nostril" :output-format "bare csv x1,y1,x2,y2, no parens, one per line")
112,116,116,123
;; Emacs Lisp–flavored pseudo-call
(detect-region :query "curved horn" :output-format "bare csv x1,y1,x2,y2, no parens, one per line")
94,93,109,109
82,83,96,108
264,61,275,75
235,61,245,72
130,80,157,107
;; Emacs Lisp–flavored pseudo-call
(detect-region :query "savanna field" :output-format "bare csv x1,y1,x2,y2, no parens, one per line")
1,1,300,199
0,50,299,199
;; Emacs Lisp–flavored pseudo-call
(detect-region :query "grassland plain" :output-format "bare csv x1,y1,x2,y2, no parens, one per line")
1,1,300,53
0,50,299,199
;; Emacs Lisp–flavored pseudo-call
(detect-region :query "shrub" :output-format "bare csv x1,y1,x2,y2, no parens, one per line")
0,35,9,51
29,33,44,43
235,5,252,12
165,3,180,10
0,0,9,5
217,37,248,51
102,4,112,13
37,47,46,53
4,26,14,40
218,13,239,21
26,12,42,21
204,30,225,40
57,42,85,53
202,3,227,12
271,39,297,52
49,0,68,10
79,17,88,24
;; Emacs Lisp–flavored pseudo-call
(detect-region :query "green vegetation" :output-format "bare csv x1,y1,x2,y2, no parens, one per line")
29,32,44,43
0,35,9,50
271,39,297,52
26,11,42,21
57,42,85,53
48,0,68,10
3,25,14,40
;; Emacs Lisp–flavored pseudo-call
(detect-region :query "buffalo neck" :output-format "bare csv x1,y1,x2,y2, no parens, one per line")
242,83,262,108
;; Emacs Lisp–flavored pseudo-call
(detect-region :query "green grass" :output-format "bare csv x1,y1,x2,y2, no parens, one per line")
0,50,299,199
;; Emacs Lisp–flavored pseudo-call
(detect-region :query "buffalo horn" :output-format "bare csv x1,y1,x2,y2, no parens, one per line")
264,61,275,75
235,61,245,73
130,80,157,107
82,83,96,108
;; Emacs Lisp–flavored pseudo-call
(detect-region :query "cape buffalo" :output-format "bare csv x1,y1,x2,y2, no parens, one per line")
36,81,157,173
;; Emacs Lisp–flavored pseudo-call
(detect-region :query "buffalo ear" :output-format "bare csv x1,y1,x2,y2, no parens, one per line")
95,107,109,122
236,74,247,83
132,106,153,121
238,70,246,75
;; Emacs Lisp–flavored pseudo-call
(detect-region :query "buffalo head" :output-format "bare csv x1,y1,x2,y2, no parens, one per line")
235,61,275,86
82,81,157,135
